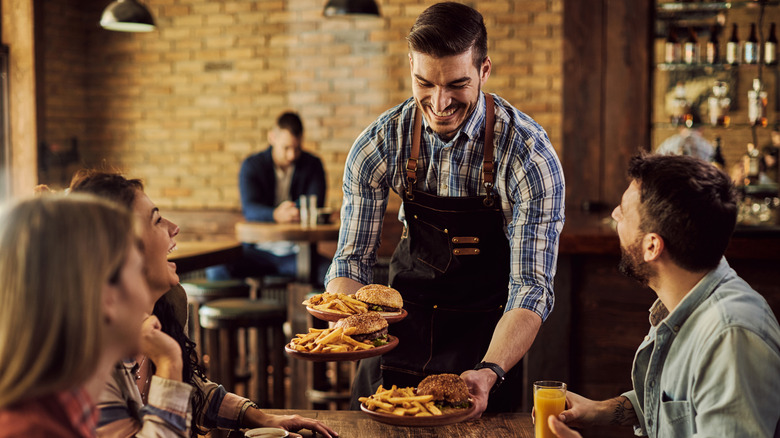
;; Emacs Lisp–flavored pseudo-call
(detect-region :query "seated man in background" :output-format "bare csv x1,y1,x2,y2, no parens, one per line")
208,111,331,285
546,154,780,438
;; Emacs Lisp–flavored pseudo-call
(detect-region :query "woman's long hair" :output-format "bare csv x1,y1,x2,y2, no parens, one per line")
0,194,132,408
69,170,208,436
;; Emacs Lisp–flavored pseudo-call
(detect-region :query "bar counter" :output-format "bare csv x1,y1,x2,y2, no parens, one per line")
251,409,533,437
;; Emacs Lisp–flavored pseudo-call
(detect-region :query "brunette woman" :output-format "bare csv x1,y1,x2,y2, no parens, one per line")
70,170,337,438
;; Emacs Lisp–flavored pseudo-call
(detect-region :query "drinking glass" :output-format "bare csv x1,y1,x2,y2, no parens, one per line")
534,380,567,438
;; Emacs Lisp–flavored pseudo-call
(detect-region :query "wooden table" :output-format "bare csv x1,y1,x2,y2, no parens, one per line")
235,222,341,284
250,409,534,437
168,240,242,274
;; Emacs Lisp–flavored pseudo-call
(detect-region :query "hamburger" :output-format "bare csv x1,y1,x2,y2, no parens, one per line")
355,284,403,313
334,311,389,346
416,374,471,409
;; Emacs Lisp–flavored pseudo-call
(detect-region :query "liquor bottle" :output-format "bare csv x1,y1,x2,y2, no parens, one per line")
766,23,778,65
708,81,731,127
712,137,726,170
671,82,692,126
684,27,699,64
726,23,740,65
665,27,681,64
748,78,768,127
706,24,720,64
743,143,761,185
744,23,759,64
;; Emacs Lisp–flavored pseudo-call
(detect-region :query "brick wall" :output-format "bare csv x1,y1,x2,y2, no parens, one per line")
39,0,563,214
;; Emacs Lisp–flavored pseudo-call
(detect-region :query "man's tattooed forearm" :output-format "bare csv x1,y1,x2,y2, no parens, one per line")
610,396,636,426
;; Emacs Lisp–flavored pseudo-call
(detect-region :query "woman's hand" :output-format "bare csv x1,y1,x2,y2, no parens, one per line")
244,408,338,438
139,315,183,381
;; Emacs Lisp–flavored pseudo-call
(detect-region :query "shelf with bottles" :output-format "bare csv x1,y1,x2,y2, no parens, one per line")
659,22,779,66
658,1,780,14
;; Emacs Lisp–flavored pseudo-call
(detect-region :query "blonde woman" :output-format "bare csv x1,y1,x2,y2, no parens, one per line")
0,194,182,437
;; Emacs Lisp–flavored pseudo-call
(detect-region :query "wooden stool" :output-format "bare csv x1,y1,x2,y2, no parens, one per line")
199,298,287,408
182,279,250,358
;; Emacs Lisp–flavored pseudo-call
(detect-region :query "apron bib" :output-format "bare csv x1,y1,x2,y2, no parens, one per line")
351,95,523,412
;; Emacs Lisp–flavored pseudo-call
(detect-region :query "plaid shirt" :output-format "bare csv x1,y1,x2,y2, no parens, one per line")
324,93,565,320
58,388,99,438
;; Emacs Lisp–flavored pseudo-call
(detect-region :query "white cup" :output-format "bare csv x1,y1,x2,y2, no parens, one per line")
308,194,318,227
299,194,310,228
244,427,289,438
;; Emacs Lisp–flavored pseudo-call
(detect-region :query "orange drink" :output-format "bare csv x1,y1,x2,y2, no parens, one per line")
533,381,567,438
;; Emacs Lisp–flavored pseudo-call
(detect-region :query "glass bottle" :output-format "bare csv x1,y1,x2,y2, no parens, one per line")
766,23,777,66
726,23,740,65
712,137,726,170
743,143,761,185
706,24,719,64
744,23,759,64
671,82,692,127
708,81,731,127
748,78,768,127
684,27,699,64
665,27,682,64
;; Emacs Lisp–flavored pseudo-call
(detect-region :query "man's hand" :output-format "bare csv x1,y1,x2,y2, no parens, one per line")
273,201,300,224
548,415,583,438
558,392,635,429
460,368,496,420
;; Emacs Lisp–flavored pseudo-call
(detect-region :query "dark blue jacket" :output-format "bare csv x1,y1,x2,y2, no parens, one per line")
239,146,326,222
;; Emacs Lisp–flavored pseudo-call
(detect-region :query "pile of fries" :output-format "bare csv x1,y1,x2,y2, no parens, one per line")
288,326,374,353
359,385,444,417
303,291,368,315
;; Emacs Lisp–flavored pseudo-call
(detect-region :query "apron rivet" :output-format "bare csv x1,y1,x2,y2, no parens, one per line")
444,229,448,233
433,305,438,309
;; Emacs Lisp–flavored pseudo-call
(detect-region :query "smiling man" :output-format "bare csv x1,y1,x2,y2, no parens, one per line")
325,2,565,417
547,154,780,438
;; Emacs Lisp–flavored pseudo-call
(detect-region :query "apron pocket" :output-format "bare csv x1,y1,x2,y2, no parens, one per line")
408,217,452,274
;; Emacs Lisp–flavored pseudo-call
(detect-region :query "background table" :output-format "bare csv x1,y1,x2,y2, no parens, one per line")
168,241,242,274
245,409,534,437
235,222,340,284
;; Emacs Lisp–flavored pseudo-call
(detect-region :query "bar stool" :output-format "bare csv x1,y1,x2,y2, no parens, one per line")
182,279,250,356
199,298,287,408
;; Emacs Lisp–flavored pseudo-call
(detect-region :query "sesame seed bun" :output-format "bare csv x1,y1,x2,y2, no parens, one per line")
333,311,388,342
355,284,403,311
416,374,470,406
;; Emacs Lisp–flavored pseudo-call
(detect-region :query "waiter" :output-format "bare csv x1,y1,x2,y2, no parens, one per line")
324,2,565,417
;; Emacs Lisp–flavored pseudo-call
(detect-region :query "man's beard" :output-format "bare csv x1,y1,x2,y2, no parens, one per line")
618,237,653,287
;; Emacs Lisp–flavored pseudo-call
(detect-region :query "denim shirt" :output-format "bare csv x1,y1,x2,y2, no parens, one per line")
622,258,780,437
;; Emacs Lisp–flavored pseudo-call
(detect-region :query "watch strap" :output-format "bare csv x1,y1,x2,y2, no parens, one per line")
473,361,506,392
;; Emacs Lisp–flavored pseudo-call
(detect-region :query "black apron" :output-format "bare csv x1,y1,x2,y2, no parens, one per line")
351,95,523,412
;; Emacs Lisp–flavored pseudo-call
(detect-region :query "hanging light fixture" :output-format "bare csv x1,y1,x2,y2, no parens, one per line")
323,0,381,17
100,0,156,32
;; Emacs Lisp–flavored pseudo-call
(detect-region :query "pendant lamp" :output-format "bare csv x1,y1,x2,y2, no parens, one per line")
100,0,156,32
323,0,381,17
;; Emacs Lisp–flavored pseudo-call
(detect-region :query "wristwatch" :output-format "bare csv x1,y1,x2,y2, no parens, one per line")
473,361,506,393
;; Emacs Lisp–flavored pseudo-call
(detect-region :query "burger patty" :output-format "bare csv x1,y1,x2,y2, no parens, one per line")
366,303,400,313
351,326,388,343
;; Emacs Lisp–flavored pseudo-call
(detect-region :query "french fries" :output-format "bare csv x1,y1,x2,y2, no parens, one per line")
359,385,445,417
289,326,375,353
302,292,368,315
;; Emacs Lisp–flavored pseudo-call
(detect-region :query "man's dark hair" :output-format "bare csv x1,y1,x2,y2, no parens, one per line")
407,2,488,70
628,153,737,272
276,111,304,138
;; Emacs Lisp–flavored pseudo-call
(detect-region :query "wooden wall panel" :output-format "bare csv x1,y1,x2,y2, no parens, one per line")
563,0,604,210
564,0,652,211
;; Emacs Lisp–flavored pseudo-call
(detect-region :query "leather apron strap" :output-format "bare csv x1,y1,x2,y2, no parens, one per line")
406,94,496,205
